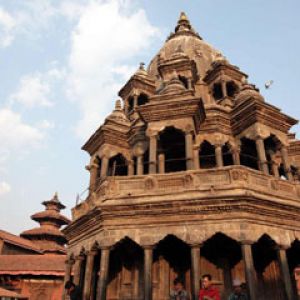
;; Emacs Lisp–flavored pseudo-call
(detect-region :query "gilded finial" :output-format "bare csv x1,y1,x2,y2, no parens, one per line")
53,192,58,202
179,12,188,21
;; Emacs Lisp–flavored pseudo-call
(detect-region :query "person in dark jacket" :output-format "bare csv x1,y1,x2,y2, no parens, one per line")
65,281,82,300
228,279,248,300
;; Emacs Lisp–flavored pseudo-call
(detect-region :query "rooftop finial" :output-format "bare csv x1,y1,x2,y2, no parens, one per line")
139,62,145,70
115,99,122,110
175,11,192,33
53,192,58,202
179,11,188,21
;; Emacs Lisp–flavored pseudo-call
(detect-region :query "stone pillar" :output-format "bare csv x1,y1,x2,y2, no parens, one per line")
137,155,144,175
83,250,97,300
128,159,134,176
133,95,138,108
221,80,227,98
193,147,200,169
215,144,224,167
185,131,194,170
281,146,293,180
241,242,257,300
222,258,232,298
100,156,109,178
73,255,85,286
87,164,98,192
144,246,153,300
271,160,280,178
190,244,201,300
149,135,157,174
277,247,295,300
97,248,110,300
232,147,241,165
62,258,74,300
255,137,269,175
158,153,165,174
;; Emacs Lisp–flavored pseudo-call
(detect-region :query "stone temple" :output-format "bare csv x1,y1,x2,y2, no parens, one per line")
63,12,300,300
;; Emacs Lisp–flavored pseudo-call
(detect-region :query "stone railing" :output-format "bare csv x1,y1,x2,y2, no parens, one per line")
72,165,300,220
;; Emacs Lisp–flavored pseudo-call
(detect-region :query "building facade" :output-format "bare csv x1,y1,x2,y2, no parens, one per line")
64,13,300,300
0,193,70,300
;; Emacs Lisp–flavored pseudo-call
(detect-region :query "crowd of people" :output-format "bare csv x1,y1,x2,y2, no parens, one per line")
64,273,248,300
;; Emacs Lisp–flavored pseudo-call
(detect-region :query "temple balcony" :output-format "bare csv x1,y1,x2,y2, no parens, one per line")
72,165,300,220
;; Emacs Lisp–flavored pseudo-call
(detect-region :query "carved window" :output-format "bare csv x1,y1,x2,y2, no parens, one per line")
199,141,216,168
226,81,238,98
137,93,149,106
128,96,134,113
108,154,128,176
222,143,233,166
158,127,186,173
178,75,189,89
240,138,259,170
212,82,223,100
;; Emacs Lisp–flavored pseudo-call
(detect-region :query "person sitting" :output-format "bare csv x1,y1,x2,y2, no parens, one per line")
199,274,220,300
65,280,82,300
228,279,248,300
170,277,190,300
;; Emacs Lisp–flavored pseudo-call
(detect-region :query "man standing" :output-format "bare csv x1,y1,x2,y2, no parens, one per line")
170,277,190,300
199,274,220,300
228,279,248,300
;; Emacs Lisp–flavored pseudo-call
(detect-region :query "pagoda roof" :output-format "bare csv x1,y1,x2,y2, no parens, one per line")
0,254,66,276
31,210,70,225
0,230,42,254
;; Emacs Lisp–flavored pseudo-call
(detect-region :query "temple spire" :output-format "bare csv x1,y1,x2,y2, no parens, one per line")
175,11,192,32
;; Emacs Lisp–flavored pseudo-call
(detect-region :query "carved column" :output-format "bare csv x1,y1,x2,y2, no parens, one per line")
158,153,165,174
190,244,201,300
87,164,98,192
271,159,280,178
221,80,227,98
144,246,153,300
73,255,85,286
137,155,144,175
241,242,257,300
215,144,224,167
185,131,194,170
100,156,109,178
281,146,293,180
97,247,110,300
83,250,97,300
149,135,157,174
133,94,138,109
232,147,241,165
255,137,269,175
193,147,200,169
128,159,134,176
277,247,295,300
63,258,74,300
222,258,232,299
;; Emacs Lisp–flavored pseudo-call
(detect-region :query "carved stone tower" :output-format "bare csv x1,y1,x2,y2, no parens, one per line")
64,12,300,300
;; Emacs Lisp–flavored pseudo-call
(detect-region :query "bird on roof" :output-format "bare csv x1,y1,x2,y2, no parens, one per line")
265,80,274,89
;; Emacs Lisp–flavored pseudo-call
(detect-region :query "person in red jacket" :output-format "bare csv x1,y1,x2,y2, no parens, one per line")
199,274,220,300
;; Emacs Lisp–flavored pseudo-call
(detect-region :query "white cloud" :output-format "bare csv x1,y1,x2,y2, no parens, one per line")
0,108,44,150
66,0,160,139
10,68,65,108
0,181,11,196
0,7,16,47
37,119,55,129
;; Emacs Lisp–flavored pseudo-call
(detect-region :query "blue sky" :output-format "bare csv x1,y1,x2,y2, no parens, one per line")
0,0,299,234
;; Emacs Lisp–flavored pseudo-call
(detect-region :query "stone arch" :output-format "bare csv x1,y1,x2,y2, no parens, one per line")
108,153,128,176
137,92,149,106
199,140,216,168
107,236,144,300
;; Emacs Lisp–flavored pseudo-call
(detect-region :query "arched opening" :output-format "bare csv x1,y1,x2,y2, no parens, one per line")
107,238,143,300
78,252,87,292
212,82,223,100
240,138,259,170
128,96,134,113
226,81,238,98
199,141,216,169
222,143,234,166
178,75,189,89
158,127,186,173
287,240,300,295
153,235,191,299
90,247,101,300
143,149,149,175
201,233,242,299
108,154,128,176
137,93,149,106
253,234,285,299
264,135,280,175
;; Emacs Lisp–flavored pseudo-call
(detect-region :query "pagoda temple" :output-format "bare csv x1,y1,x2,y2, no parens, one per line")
0,193,70,299
63,12,300,300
